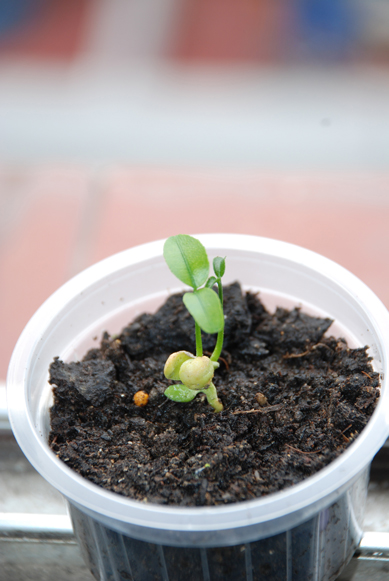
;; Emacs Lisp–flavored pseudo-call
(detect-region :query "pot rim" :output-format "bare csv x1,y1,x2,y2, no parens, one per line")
7,234,389,534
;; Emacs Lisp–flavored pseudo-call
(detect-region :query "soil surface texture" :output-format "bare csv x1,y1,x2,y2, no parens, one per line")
49,283,380,506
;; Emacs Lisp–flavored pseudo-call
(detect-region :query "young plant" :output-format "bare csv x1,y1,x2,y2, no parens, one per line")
163,234,226,412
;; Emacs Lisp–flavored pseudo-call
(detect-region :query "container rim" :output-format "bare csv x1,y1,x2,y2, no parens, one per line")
7,234,389,534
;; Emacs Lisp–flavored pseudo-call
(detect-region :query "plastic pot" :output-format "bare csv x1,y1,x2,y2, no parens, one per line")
7,234,389,581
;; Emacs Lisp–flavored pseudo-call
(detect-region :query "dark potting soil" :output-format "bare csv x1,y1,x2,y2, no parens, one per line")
49,283,380,507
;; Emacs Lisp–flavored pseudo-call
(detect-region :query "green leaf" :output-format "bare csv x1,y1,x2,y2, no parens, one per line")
163,235,209,289
213,257,226,278
205,276,217,289
183,288,224,334
164,384,197,402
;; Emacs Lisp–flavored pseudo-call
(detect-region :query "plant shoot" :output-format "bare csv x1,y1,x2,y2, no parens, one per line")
163,234,226,411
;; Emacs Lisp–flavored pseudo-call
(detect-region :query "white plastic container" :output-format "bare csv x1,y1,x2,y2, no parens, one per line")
7,234,389,581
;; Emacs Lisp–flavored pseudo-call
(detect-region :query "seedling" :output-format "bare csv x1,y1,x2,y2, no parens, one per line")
163,235,225,412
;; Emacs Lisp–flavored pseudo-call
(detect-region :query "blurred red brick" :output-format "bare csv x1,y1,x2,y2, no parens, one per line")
0,167,89,378
173,0,284,63
0,0,92,61
92,168,389,309
2,166,389,381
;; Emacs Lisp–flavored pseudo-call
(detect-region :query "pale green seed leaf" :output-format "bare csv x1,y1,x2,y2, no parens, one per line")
179,356,214,389
213,256,226,278
164,384,197,402
183,288,224,334
164,351,195,380
163,235,209,289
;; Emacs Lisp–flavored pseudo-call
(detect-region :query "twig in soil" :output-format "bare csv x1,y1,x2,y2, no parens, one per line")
283,342,333,359
230,404,283,415
283,350,310,359
217,355,230,371
285,443,322,455
340,424,353,443
158,398,169,408
165,471,180,481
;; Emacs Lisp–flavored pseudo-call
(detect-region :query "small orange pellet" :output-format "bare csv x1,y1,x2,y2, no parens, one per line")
133,391,149,407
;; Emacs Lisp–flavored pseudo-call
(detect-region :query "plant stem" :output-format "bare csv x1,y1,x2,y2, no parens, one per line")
202,382,223,412
195,322,203,357
210,281,224,362
217,278,223,305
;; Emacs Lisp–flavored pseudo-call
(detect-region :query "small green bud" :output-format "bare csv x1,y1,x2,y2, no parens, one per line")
213,257,226,278
179,356,215,390
164,351,195,380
